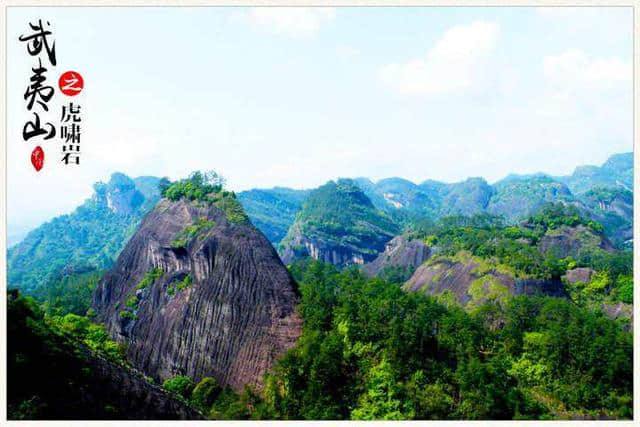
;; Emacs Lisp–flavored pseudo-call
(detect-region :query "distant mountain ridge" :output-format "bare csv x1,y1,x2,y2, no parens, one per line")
7,153,633,294
278,179,399,266
240,152,633,248
7,173,161,294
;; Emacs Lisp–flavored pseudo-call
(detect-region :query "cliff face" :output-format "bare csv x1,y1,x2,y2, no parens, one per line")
278,179,399,267
537,224,615,259
362,235,432,278
403,252,567,307
93,198,302,391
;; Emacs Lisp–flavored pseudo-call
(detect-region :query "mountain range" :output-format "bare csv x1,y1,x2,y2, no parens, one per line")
6,153,634,420
7,152,632,295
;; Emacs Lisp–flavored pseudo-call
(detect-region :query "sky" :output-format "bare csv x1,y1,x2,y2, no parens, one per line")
6,6,633,242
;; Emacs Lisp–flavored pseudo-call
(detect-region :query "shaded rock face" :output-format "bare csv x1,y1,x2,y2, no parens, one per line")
537,225,614,258
93,199,302,391
601,302,633,332
403,253,567,306
362,236,432,278
84,352,203,420
279,227,369,266
562,267,595,284
278,179,399,267
94,172,146,216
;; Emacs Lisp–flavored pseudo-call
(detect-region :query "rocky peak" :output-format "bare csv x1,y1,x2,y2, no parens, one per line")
362,235,432,278
278,179,399,266
93,172,145,216
93,196,301,391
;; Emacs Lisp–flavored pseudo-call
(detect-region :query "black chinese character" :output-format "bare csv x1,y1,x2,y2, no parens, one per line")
61,103,81,122
60,123,81,144
23,112,56,141
18,19,56,66
61,152,80,165
24,58,54,111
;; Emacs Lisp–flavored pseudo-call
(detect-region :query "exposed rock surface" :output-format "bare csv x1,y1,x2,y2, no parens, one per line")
537,225,615,258
278,179,398,267
7,172,161,294
601,302,633,332
93,198,302,391
403,252,567,307
562,267,596,284
362,235,432,278
83,352,204,419
280,223,371,266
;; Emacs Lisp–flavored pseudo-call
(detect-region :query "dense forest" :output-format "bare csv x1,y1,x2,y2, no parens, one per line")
8,210,633,420
6,163,634,420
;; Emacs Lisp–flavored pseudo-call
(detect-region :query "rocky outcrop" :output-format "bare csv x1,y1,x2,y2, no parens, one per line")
537,225,615,258
362,235,432,278
7,172,161,294
93,198,302,391
279,224,369,265
93,172,149,216
601,302,633,332
403,252,567,307
82,352,203,419
278,179,399,267
562,267,595,284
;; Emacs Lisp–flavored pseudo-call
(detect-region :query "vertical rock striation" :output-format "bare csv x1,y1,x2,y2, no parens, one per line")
93,198,302,391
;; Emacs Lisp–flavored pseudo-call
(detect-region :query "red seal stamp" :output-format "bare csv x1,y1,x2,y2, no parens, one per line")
58,71,84,96
31,146,44,171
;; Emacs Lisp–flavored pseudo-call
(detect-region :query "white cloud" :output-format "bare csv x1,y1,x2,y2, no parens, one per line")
247,7,335,38
379,21,499,95
543,48,631,89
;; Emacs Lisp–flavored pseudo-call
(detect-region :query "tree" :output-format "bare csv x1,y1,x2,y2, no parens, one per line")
162,375,195,399
191,377,221,410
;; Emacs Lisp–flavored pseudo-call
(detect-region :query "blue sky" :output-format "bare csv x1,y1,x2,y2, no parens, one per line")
7,7,633,243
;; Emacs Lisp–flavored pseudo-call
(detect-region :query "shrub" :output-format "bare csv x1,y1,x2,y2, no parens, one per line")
136,268,163,290
191,377,222,410
119,310,136,320
162,375,196,399
617,275,633,304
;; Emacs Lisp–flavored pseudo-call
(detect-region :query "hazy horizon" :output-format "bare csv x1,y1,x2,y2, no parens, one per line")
7,149,631,247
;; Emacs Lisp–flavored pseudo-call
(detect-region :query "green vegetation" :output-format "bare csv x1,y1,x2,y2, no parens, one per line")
162,171,225,202
163,376,196,399
168,260,631,420
407,212,564,280
527,203,604,233
238,188,310,243
404,207,631,307
7,173,160,295
487,175,572,223
215,195,249,223
40,269,103,317
171,218,216,248
136,267,164,290
119,310,137,320
191,377,222,411
257,261,632,419
7,289,197,419
280,179,399,256
48,313,127,363
167,275,193,296
161,170,249,224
